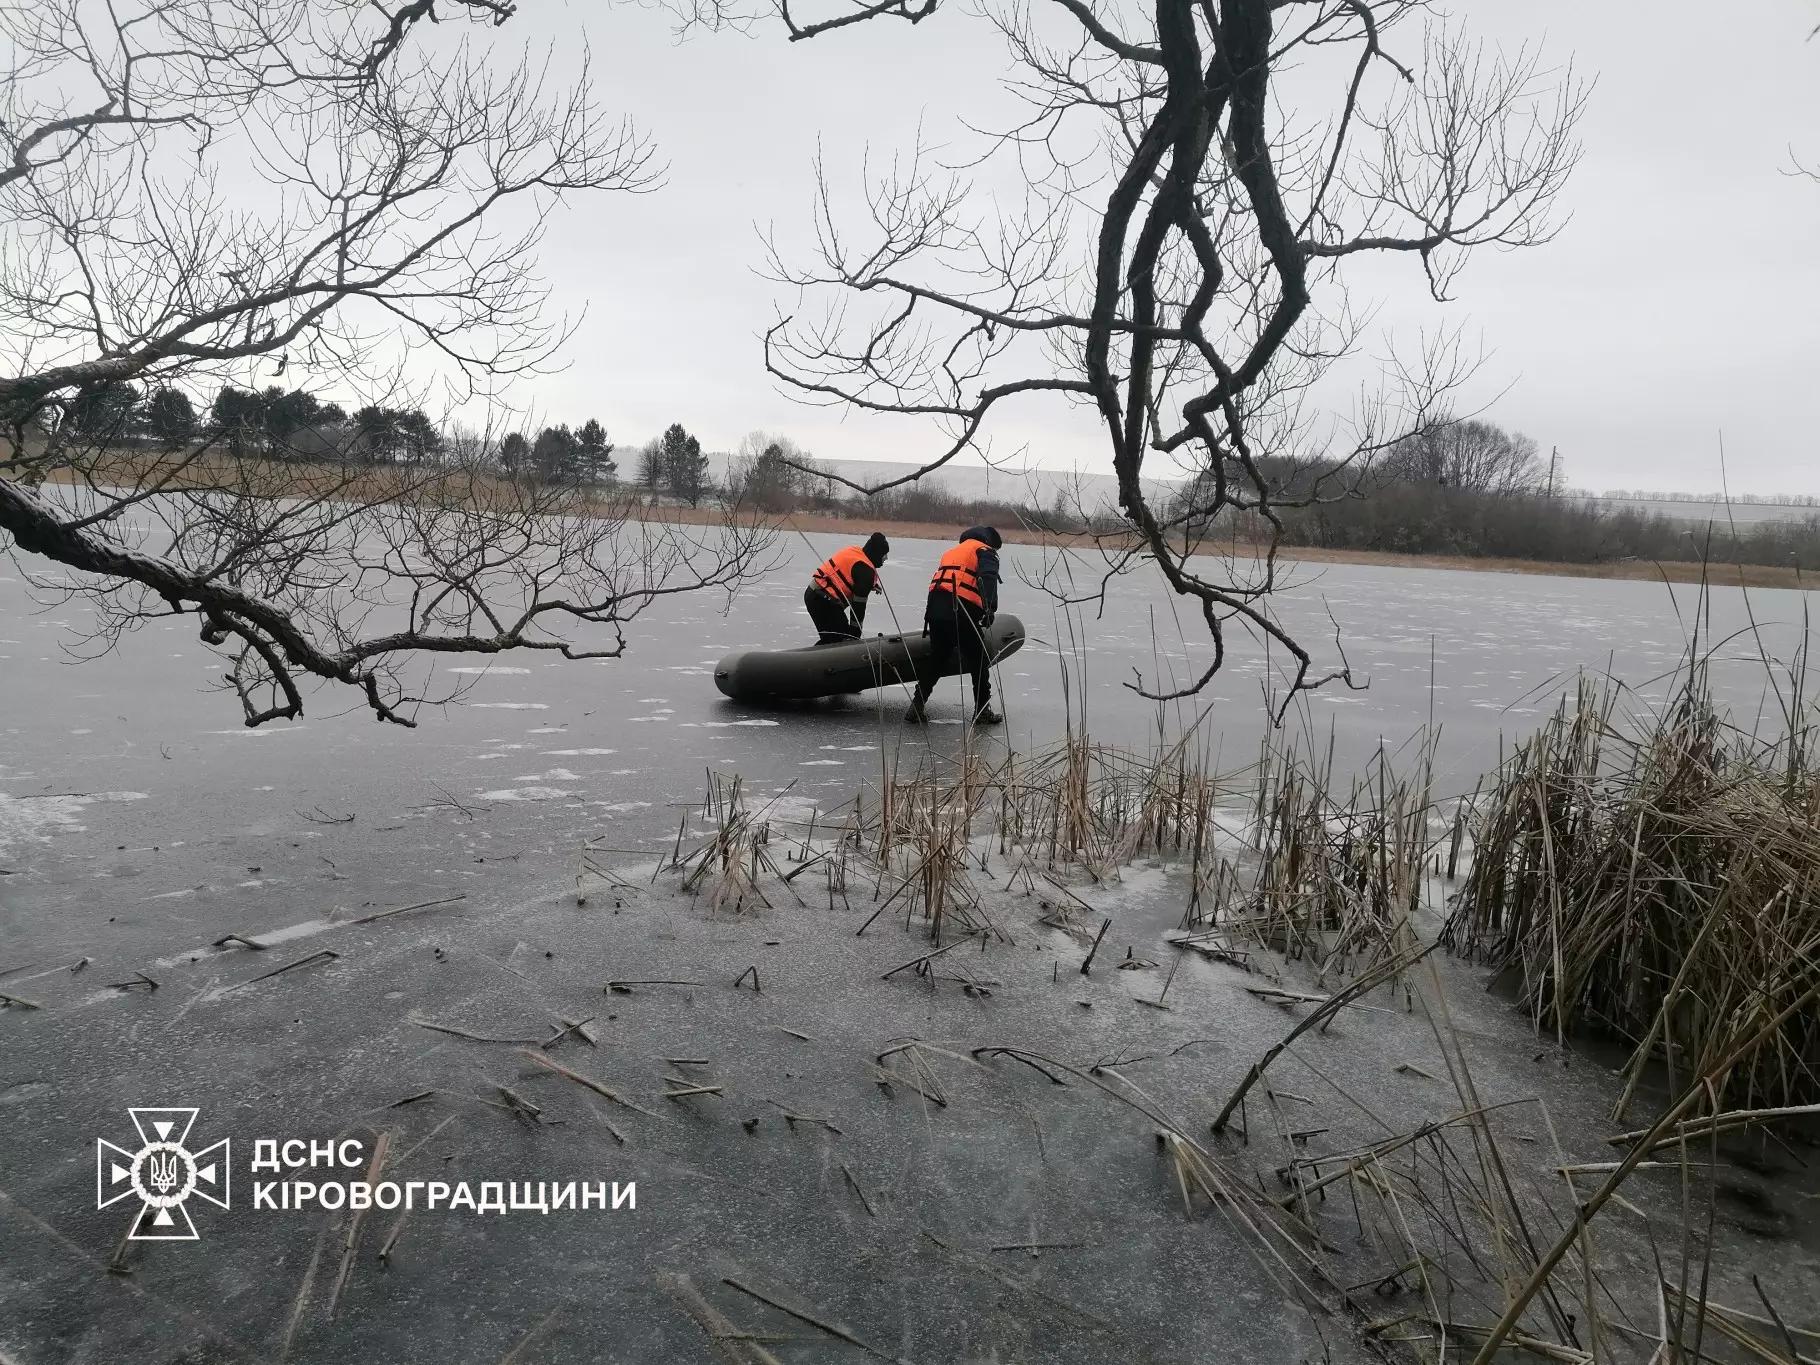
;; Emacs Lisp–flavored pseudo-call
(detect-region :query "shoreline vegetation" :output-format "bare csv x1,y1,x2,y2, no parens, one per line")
576,625,1820,1361
671,502,1818,591
37,447,1815,593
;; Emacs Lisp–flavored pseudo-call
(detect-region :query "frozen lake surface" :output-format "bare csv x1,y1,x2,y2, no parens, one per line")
2,530,1813,966
4,530,1820,1363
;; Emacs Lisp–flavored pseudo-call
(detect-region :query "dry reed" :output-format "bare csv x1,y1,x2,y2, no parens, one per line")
1442,661,1820,1114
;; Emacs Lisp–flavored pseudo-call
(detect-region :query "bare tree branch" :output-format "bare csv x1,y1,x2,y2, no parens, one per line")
697,0,1584,711
1,0,769,725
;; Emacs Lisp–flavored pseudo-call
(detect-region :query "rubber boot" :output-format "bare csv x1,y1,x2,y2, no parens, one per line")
972,706,1003,726
904,699,928,725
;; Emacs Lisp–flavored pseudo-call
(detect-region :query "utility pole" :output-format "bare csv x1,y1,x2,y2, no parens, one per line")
1546,446,1562,498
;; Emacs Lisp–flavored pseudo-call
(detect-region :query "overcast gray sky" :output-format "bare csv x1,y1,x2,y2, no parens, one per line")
504,1,1820,495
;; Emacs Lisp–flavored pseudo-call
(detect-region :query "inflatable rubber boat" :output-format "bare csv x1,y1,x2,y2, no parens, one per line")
714,614,1026,702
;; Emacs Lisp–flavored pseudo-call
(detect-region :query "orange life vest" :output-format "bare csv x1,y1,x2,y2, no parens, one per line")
928,540,988,610
811,544,877,603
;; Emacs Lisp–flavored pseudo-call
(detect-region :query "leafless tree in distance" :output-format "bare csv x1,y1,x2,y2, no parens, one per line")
682,0,1586,711
1,0,775,727
1377,416,1544,495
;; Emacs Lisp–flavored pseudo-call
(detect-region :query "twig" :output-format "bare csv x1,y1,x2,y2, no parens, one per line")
881,937,971,980
1211,946,1428,1133
542,1016,597,1050
840,1163,876,1218
1079,917,1112,975
377,1212,409,1265
989,1240,1087,1253
235,950,337,989
499,1305,566,1365
606,978,705,994
496,1084,544,1126
351,894,466,925
413,1017,545,1045
659,1272,784,1365
721,1275,902,1364
328,1130,390,1316
971,1047,1070,1086
1605,1103,1820,1152
1752,1275,1807,1363
278,1224,330,1361
519,1048,661,1119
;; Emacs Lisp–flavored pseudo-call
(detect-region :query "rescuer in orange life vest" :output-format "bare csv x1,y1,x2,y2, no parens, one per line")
804,532,890,643
906,525,1003,726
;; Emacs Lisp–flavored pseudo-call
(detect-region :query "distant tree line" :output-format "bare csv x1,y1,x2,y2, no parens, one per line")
59,389,1815,570
1172,417,1820,572
51,379,629,485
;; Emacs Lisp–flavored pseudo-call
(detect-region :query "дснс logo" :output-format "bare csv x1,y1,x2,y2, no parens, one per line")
96,1107,230,1241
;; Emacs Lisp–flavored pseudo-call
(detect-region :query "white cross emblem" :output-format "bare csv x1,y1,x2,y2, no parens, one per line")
96,1107,230,1241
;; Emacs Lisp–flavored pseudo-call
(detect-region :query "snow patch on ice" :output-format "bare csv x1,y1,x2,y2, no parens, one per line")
0,790,146,856
449,666,532,675
471,702,549,710
478,786,573,802
514,768,580,782
799,760,845,767
591,800,653,814
678,719,780,729
543,748,615,756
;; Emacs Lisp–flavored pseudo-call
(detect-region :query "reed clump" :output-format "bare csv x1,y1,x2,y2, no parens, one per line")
1442,666,1820,1113
1182,738,1436,984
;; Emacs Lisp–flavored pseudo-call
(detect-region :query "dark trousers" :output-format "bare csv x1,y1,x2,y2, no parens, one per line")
805,587,858,642
912,597,991,710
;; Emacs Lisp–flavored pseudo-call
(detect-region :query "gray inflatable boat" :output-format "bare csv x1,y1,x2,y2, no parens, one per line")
714,614,1025,702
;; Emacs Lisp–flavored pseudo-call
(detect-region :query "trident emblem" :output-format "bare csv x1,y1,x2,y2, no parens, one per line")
97,1108,230,1241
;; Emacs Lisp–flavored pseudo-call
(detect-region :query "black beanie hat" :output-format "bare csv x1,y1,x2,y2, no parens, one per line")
864,531,890,562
